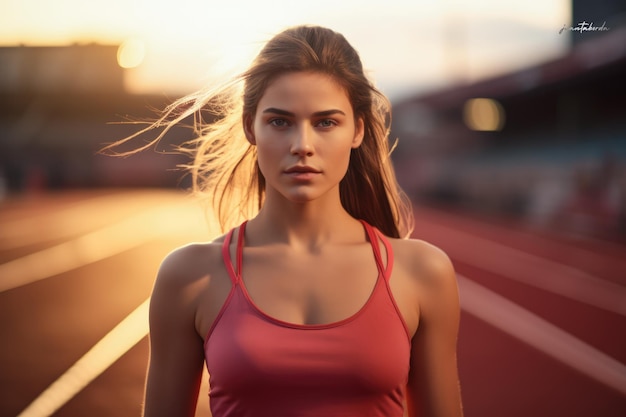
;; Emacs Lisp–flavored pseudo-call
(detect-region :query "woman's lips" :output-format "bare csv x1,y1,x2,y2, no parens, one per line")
284,165,321,180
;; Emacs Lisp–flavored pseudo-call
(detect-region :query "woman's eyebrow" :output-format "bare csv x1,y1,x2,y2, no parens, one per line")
262,107,294,116
313,109,346,117
262,108,346,117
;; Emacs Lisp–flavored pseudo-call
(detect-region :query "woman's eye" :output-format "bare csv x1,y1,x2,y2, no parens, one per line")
317,119,336,128
269,118,289,127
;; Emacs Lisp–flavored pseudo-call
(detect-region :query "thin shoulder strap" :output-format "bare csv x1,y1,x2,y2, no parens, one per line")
235,220,247,279
221,221,248,284
361,220,394,279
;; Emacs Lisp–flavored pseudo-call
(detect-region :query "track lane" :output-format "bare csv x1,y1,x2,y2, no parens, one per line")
1,190,624,417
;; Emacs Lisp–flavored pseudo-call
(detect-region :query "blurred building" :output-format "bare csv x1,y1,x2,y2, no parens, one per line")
0,44,190,195
391,10,626,239
0,44,124,94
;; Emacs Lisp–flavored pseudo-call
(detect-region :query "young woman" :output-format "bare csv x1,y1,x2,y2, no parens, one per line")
127,25,462,417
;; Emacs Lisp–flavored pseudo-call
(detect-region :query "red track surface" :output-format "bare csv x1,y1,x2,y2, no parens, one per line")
412,207,626,417
0,190,624,416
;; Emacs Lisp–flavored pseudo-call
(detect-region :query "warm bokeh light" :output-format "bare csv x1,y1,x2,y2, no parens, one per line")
463,98,506,131
117,38,145,69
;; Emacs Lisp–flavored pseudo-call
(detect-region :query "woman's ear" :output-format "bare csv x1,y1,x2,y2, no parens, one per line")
351,117,365,149
243,113,256,145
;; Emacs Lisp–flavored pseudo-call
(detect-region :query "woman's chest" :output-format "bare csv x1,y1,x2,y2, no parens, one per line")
238,245,381,326
206,287,411,396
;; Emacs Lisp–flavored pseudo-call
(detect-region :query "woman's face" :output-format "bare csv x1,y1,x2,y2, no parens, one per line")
244,71,364,204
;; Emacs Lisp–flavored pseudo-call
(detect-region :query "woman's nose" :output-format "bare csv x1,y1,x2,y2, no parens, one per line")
290,126,314,156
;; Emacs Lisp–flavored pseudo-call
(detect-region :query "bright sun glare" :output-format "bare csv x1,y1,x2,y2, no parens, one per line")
0,0,571,97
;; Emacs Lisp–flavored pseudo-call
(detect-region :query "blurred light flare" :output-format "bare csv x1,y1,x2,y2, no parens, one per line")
463,97,506,131
117,38,145,69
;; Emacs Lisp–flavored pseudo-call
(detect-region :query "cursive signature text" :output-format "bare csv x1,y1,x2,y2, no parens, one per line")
559,21,611,34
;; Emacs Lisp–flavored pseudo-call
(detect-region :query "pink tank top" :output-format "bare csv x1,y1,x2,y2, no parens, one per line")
204,220,411,417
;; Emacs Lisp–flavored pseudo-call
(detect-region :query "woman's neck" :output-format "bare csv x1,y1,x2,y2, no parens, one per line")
247,191,361,250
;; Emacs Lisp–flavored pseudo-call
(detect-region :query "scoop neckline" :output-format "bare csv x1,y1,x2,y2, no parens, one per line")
229,220,385,330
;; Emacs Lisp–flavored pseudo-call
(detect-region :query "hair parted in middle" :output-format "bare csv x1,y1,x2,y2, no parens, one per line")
105,25,413,238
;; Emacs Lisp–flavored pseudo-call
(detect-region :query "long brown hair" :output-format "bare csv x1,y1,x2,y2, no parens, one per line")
103,25,413,238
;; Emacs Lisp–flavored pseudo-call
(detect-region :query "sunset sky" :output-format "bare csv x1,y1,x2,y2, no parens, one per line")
0,0,571,99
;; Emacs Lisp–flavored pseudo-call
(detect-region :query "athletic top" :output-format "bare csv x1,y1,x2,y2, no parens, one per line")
204,220,412,417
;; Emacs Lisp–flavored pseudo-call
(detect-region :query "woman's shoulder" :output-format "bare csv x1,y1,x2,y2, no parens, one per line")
149,233,236,341
155,234,228,291
389,236,456,289
388,236,460,330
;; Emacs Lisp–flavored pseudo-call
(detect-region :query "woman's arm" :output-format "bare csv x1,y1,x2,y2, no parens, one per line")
405,243,463,417
143,248,207,417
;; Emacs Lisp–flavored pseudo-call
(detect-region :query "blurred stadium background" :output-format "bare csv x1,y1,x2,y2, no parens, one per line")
1,0,624,241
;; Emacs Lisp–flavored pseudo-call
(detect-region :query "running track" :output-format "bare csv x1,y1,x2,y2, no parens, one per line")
0,189,624,416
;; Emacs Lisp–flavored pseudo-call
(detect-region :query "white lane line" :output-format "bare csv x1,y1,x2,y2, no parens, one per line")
0,191,182,250
16,299,150,417
458,274,626,395
419,221,626,316
416,207,626,261
0,202,209,293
